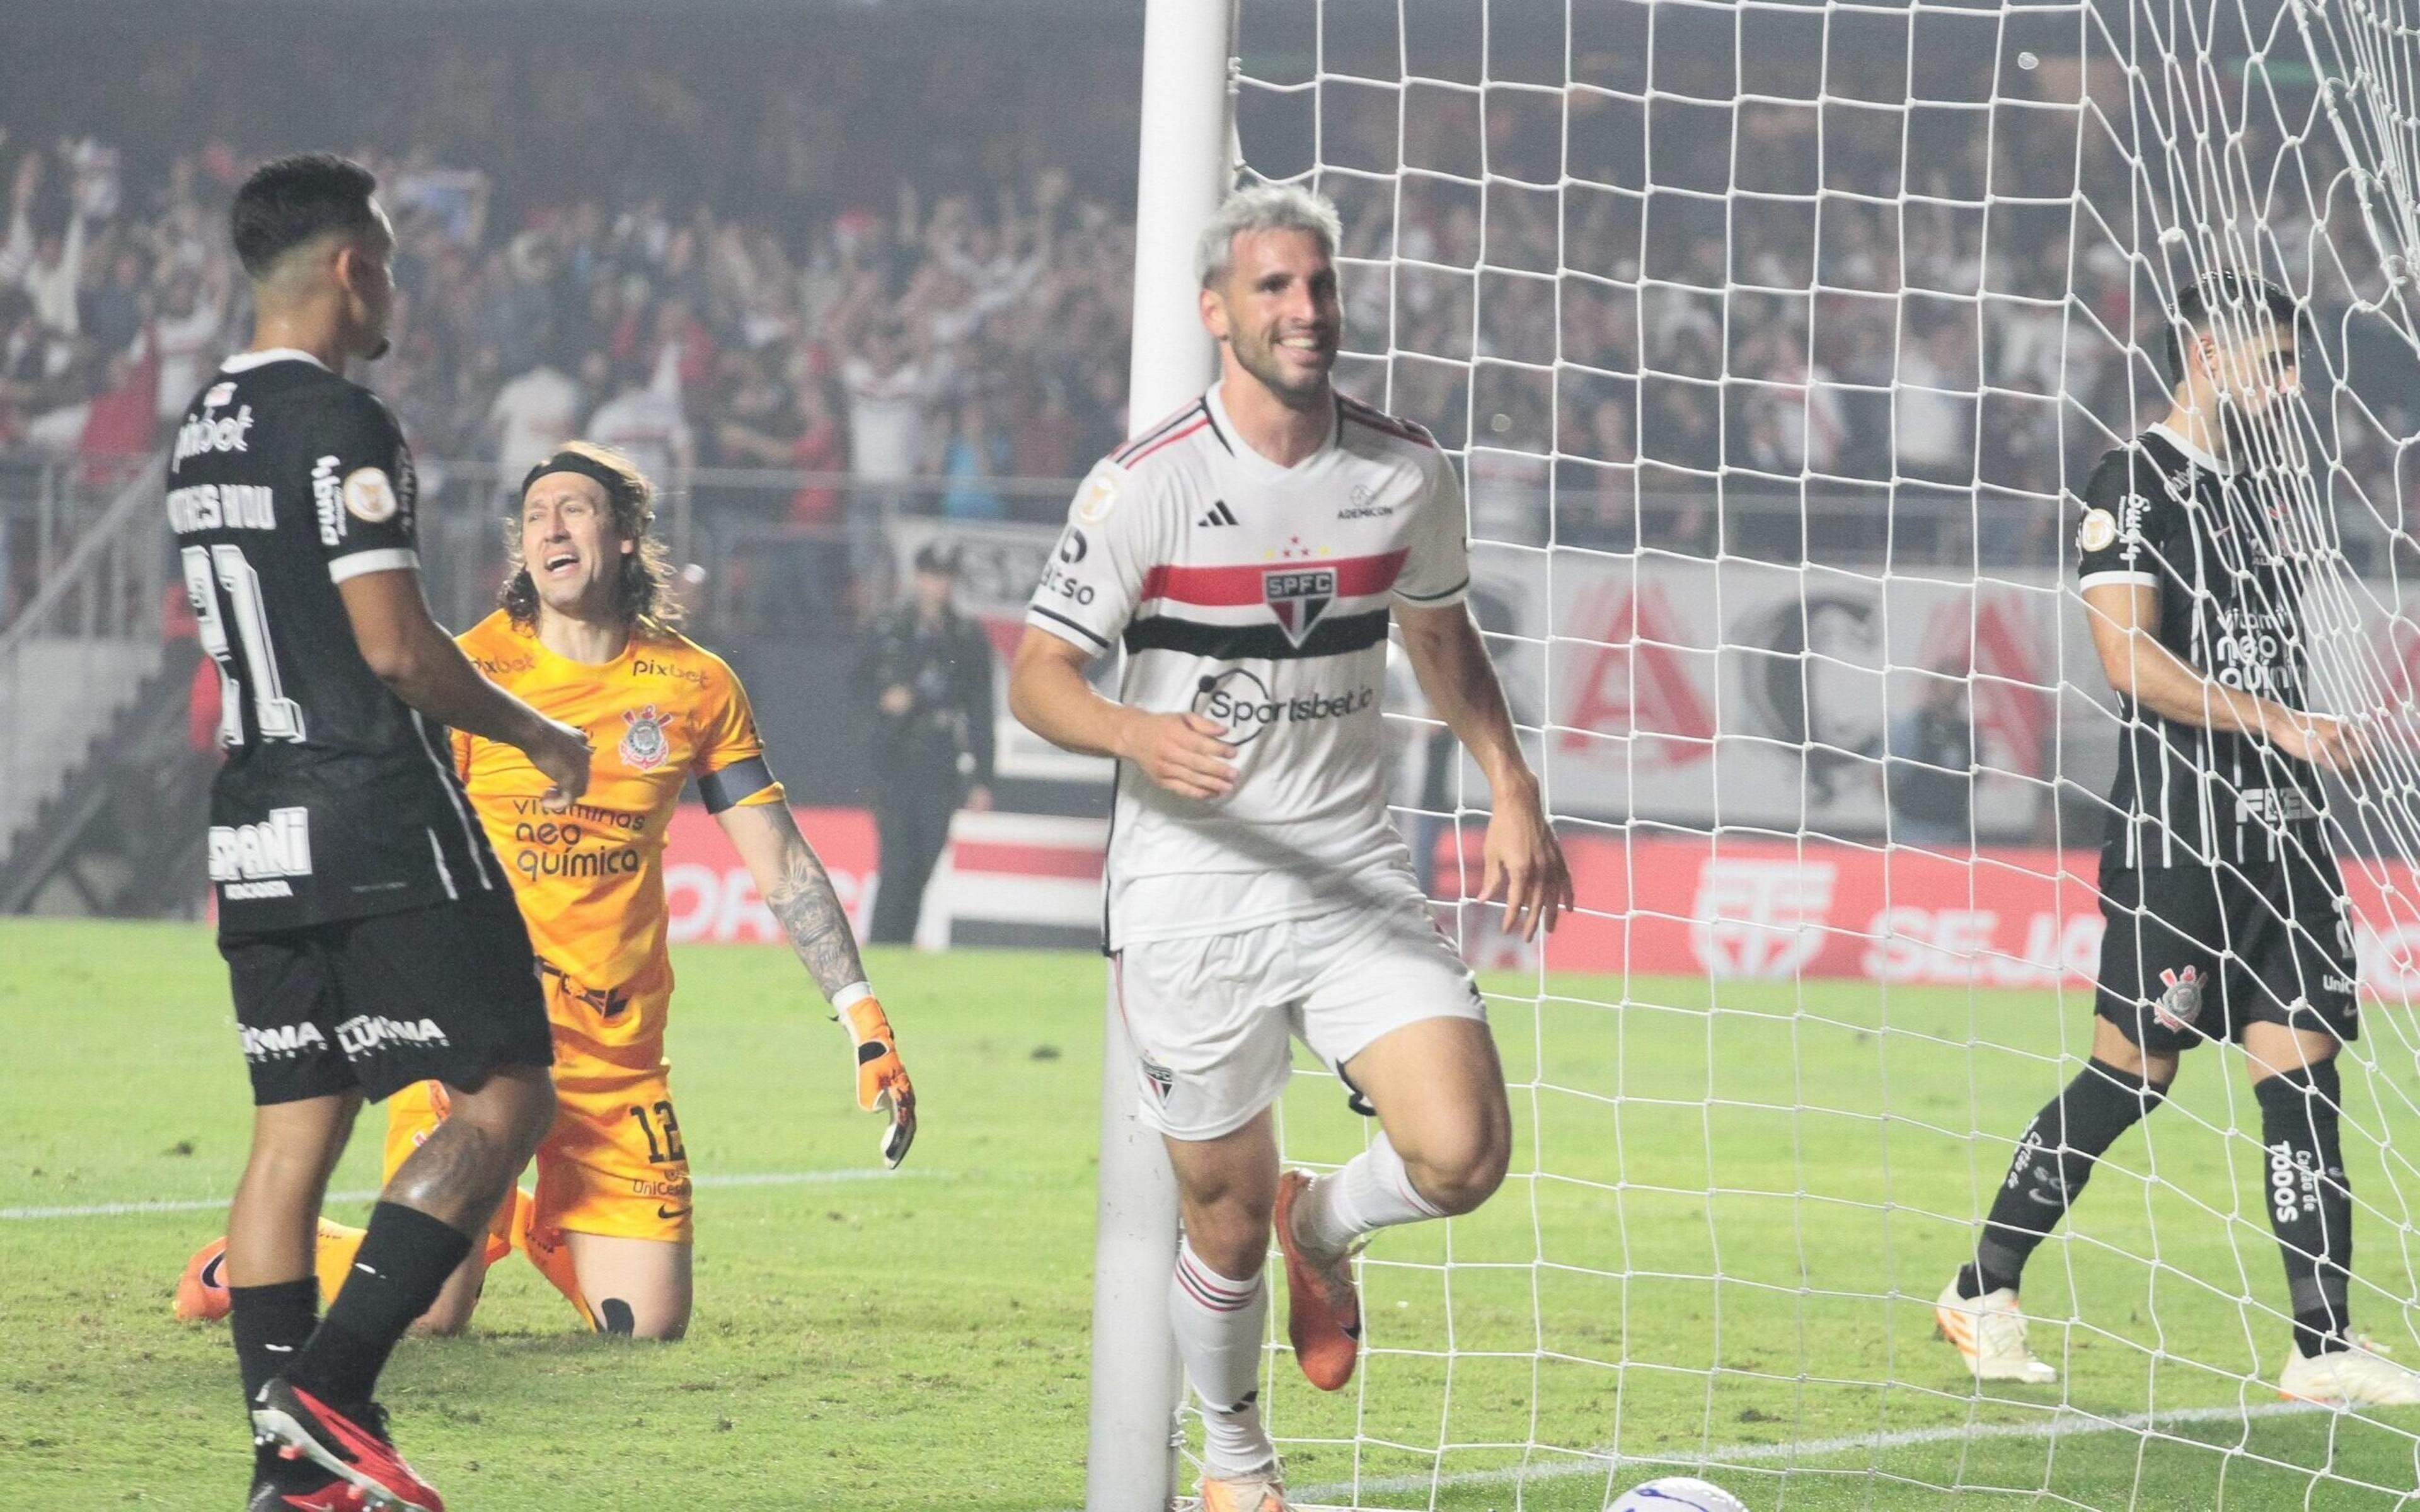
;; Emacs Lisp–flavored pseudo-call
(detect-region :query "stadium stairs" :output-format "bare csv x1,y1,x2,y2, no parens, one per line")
0,457,185,913
0,638,208,916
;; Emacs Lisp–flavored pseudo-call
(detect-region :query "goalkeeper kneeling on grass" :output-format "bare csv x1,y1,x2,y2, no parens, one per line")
179,440,914,1342
1937,272,2420,1407
1010,185,1573,1512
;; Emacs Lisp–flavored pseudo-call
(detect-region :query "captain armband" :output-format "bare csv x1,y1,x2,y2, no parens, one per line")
698,755,781,815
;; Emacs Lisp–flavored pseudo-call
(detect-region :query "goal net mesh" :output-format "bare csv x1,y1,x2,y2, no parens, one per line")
1211,0,2420,1504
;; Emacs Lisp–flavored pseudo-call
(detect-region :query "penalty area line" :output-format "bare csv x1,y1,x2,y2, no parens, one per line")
1296,1398,2342,1501
0,1167,938,1222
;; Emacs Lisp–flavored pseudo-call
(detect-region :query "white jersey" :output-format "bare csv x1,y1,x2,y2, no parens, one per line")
1027,382,1471,948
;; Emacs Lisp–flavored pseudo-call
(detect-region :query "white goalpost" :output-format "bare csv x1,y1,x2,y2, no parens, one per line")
1089,2,1239,1508
1095,1,2420,1508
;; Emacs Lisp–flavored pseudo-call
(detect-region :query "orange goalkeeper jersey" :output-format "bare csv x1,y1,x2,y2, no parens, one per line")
452,612,781,1001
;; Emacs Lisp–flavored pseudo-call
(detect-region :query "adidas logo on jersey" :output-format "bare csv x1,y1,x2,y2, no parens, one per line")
1197,500,1239,528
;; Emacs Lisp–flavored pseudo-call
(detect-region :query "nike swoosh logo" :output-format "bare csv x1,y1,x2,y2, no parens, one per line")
657,1205,691,1220
2025,1188,2066,1207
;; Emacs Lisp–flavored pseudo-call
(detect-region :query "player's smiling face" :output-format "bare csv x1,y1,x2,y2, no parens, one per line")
522,474,632,622
1208,227,1340,408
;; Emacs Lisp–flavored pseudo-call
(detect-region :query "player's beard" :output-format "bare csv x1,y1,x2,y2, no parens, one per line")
1232,324,1334,410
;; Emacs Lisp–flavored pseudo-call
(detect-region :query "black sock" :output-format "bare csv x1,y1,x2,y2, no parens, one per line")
1962,1058,2164,1298
285,1201,471,1410
2254,1062,2353,1358
230,1278,318,1470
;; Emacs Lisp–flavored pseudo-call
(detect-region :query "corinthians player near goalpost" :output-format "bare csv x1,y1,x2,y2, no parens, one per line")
1009,185,1573,1512
182,440,916,1345
1935,272,2420,1407
174,154,594,1512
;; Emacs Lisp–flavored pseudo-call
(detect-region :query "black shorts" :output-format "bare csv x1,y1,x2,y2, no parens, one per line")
221,890,553,1106
2095,854,2359,1055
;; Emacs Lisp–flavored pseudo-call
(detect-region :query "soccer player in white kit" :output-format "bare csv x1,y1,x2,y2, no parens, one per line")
1009,185,1573,1512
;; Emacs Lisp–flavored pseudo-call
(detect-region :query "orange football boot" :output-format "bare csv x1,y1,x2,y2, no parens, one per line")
1272,1170,1362,1391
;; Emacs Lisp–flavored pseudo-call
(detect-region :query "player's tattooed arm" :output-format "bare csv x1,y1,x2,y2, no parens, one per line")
718,795,914,1167
715,800,870,999
766,837,867,996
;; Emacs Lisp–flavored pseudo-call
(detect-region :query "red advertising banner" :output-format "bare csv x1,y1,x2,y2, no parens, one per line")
662,805,877,945
658,805,1105,946
660,803,2420,1000
1541,833,2420,997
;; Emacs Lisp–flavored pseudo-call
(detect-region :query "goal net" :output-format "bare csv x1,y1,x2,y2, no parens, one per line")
1209,0,2420,1504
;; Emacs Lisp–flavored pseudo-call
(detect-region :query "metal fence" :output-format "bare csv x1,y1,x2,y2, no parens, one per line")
407,460,1091,644
402,457,2097,645
0,454,154,626
0,457,168,857
6,447,2410,650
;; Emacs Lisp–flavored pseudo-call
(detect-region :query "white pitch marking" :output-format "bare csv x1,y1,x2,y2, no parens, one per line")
1296,1399,2347,1502
0,1167,933,1221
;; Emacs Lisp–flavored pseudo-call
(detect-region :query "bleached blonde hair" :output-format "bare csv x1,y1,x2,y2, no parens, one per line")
1194,183,1344,290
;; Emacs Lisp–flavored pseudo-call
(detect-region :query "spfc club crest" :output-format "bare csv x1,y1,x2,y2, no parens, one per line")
2155,964,2204,1033
619,704,671,771
1264,567,1336,647
1138,1056,1175,1104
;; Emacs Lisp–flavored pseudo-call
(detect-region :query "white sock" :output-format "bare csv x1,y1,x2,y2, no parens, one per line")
1170,1237,1274,1479
1291,1131,1446,1257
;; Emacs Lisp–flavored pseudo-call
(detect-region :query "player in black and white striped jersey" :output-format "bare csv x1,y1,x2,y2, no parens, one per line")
175,154,593,1512
1937,272,2420,1407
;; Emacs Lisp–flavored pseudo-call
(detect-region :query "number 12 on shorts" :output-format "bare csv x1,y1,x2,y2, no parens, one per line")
629,1099,685,1164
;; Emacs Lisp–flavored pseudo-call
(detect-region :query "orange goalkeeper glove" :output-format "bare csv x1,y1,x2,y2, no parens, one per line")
836,990,916,1169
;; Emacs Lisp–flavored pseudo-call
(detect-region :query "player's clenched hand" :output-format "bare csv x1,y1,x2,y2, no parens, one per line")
524,716,594,810
2278,712,2363,774
1480,776,1575,941
839,997,916,1169
1117,710,1238,800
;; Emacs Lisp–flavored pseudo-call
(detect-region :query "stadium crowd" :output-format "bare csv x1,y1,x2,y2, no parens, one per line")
0,135,1134,527
2,25,2409,598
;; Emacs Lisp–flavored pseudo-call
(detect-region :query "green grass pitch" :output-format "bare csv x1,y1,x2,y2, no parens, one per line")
4,917,2418,1509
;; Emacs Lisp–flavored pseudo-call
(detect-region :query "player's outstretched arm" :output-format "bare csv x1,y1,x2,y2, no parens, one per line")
1007,627,1238,799
2082,581,2358,770
1396,601,1574,939
718,799,873,997
717,798,915,1168
339,566,593,802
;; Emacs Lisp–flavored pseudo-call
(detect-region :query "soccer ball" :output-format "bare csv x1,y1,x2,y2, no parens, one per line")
1607,1476,1749,1512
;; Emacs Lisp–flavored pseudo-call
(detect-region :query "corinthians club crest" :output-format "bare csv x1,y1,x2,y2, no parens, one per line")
1264,566,1336,648
2155,964,2204,1034
619,704,671,771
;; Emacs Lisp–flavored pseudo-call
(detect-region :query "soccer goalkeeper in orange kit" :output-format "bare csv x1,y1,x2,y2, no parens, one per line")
180,442,914,1340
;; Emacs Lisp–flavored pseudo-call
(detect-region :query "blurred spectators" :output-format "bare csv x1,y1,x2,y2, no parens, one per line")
488,352,582,488
587,358,694,499
1,10,2409,602
937,396,1010,521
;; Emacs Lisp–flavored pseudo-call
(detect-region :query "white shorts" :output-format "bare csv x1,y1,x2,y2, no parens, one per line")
1112,897,1488,1142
